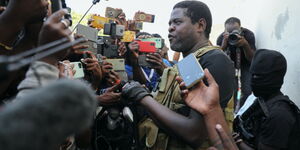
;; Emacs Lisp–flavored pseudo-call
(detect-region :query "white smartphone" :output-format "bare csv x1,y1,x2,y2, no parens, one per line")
177,54,205,89
70,62,85,79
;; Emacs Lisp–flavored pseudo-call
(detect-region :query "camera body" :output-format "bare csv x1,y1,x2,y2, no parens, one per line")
105,7,123,19
98,36,119,58
104,23,125,38
228,29,243,45
134,12,155,23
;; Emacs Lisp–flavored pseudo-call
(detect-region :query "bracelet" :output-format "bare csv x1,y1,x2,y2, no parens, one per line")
0,42,13,50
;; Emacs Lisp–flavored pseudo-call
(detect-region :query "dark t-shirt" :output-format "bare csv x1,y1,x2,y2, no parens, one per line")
217,27,256,68
256,96,296,149
198,49,235,108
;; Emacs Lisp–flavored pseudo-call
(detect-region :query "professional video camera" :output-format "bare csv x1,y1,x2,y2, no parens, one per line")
93,81,140,150
228,29,243,45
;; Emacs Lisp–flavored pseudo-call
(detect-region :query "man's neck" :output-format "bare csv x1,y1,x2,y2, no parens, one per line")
183,39,209,57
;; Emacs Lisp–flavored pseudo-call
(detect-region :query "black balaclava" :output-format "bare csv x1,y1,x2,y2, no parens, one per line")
250,49,287,98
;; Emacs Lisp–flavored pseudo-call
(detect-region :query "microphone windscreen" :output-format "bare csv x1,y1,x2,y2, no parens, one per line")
0,79,96,150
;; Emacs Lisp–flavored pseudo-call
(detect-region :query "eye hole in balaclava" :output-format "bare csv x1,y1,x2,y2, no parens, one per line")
250,49,287,98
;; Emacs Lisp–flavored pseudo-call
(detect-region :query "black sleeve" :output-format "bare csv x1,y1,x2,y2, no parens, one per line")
199,50,235,108
216,33,224,46
259,102,296,149
243,29,256,50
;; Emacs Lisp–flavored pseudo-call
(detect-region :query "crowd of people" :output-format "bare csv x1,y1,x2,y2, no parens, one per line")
0,0,299,150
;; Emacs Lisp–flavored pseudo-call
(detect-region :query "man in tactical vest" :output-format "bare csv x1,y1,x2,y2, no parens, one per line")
234,49,300,150
122,1,235,150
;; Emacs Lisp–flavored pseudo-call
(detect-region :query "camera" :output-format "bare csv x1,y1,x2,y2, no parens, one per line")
105,7,123,19
104,23,125,38
134,12,155,23
228,29,243,45
98,36,119,58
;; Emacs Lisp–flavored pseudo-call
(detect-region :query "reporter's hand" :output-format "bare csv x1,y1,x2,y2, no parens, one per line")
82,52,103,88
118,41,127,57
146,53,167,75
121,81,152,102
97,85,121,105
106,71,121,86
58,60,75,78
128,41,139,59
176,69,220,115
235,36,248,48
221,32,229,50
101,59,113,78
38,9,72,65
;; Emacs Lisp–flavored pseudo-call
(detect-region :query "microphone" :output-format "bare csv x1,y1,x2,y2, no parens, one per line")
0,79,97,150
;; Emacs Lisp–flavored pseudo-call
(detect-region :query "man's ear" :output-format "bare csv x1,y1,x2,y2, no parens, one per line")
196,18,207,33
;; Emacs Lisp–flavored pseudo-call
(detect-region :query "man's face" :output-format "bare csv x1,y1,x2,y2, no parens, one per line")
168,8,198,53
225,22,240,33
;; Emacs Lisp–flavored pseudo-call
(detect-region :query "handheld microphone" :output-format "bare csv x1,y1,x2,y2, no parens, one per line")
0,79,97,150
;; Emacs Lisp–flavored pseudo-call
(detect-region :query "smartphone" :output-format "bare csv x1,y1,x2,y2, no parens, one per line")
76,24,99,53
141,38,164,49
91,15,113,29
177,54,204,89
70,62,85,79
134,12,155,23
136,41,156,53
105,7,122,19
106,59,125,71
121,31,136,42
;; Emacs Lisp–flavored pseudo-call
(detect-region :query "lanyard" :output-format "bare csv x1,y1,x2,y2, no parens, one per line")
140,67,154,82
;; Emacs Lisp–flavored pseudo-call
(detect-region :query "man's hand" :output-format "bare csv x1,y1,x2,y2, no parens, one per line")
106,70,121,86
82,52,103,89
121,81,152,102
146,53,167,75
38,9,72,66
221,32,229,50
118,41,127,57
235,35,249,48
176,69,220,115
101,59,113,78
128,41,139,59
207,124,238,150
97,85,121,105
58,60,75,78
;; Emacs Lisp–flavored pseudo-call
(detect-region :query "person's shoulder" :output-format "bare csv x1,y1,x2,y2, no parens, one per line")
242,27,255,36
201,48,228,59
268,97,297,122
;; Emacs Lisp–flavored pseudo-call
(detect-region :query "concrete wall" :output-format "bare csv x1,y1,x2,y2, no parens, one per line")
211,0,300,105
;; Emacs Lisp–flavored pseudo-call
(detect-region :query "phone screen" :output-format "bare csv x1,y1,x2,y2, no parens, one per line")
177,54,204,88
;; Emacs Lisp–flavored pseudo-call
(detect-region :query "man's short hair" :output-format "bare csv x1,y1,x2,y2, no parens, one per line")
173,0,212,39
225,17,241,26
152,33,162,38
136,32,151,38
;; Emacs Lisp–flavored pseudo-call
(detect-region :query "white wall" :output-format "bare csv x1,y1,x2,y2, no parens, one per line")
216,0,300,105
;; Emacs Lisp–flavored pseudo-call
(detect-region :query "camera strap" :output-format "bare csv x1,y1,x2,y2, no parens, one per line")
140,67,154,82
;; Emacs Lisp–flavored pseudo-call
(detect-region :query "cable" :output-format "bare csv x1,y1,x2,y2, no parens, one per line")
71,0,101,32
